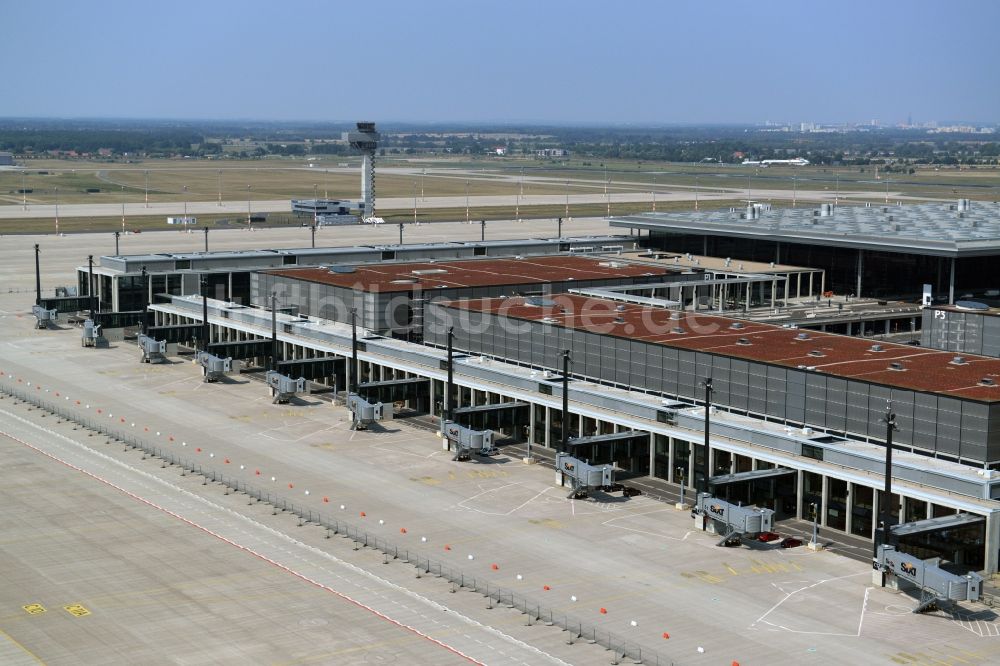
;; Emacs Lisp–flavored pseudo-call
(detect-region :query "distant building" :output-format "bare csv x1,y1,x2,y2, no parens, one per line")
0,152,13,166
536,148,568,158
493,147,506,156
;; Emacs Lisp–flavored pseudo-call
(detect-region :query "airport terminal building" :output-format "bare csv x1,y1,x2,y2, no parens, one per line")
149,290,1000,574
612,201,1000,303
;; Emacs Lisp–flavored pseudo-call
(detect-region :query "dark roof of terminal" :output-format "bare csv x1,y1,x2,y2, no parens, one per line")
440,294,1000,402
263,256,673,293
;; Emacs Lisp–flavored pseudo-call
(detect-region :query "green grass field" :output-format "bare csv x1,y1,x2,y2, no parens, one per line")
1,155,997,234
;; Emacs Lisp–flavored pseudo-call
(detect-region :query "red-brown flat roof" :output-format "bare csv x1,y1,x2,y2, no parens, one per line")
441,294,1000,402
264,256,671,292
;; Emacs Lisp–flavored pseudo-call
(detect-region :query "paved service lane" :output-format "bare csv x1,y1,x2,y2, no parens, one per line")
0,404,576,666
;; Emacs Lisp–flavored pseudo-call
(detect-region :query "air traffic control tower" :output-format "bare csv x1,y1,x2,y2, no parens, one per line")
344,121,380,219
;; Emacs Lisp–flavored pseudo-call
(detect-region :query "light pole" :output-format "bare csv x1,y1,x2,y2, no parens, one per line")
324,169,329,198
217,170,222,207
246,185,252,230
204,227,209,252
564,179,569,218
465,179,470,224
652,173,657,212
54,186,59,235
700,378,713,494
809,502,819,547
412,183,417,225
557,216,562,238
875,402,898,586
114,231,120,255
21,170,27,210
182,185,189,232
561,351,571,450
399,220,404,245
480,219,485,242
421,168,425,201
695,175,700,210
144,170,149,208
121,185,126,233
793,175,798,208
677,467,686,507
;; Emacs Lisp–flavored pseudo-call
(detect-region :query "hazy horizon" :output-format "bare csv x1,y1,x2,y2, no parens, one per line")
5,0,999,125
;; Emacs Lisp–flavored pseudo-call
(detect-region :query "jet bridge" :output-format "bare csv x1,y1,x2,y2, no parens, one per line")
266,371,306,404
441,420,495,461
348,393,392,430
137,334,167,363
555,452,615,499
32,305,58,329
876,544,984,613
197,351,232,382
81,319,104,348
694,492,775,546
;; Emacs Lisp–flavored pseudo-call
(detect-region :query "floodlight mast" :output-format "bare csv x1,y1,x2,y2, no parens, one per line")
345,122,380,219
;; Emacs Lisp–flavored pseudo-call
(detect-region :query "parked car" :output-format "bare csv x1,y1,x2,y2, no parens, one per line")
780,537,803,548
756,531,781,543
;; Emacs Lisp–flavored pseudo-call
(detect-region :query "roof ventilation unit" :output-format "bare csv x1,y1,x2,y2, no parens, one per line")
670,311,683,320
671,326,685,334
889,362,905,371
737,337,751,345
980,378,995,386
615,304,626,312
729,322,745,330
808,350,824,357
870,344,884,352
951,356,967,365
795,332,810,340
614,316,625,324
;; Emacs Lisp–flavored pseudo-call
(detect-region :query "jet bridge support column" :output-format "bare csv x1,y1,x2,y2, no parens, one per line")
986,511,1000,575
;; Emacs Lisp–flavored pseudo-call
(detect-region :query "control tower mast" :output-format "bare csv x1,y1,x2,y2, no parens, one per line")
345,122,380,219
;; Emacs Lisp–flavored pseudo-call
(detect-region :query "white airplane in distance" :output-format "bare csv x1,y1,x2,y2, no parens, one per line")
741,158,810,167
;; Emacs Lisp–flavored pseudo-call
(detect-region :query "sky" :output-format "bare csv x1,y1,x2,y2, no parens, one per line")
4,0,999,125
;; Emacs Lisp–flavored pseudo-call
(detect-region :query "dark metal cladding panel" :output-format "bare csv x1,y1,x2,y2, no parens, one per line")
845,381,871,437
936,396,964,457
677,350,698,397
660,347,678,395
960,401,990,463
892,392,916,448
766,366,788,420
644,344,663,393
746,362,767,415
824,377,848,432
804,374,827,427
729,359,749,411
911,392,940,452
984,317,1000,358
785,370,806,424
989,404,1000,462
630,340,647,388
867,384,893,432
711,356,732,406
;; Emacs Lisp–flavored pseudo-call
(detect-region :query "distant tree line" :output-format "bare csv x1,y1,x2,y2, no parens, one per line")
0,120,995,165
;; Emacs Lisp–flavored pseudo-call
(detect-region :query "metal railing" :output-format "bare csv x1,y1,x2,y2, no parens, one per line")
0,379,676,665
